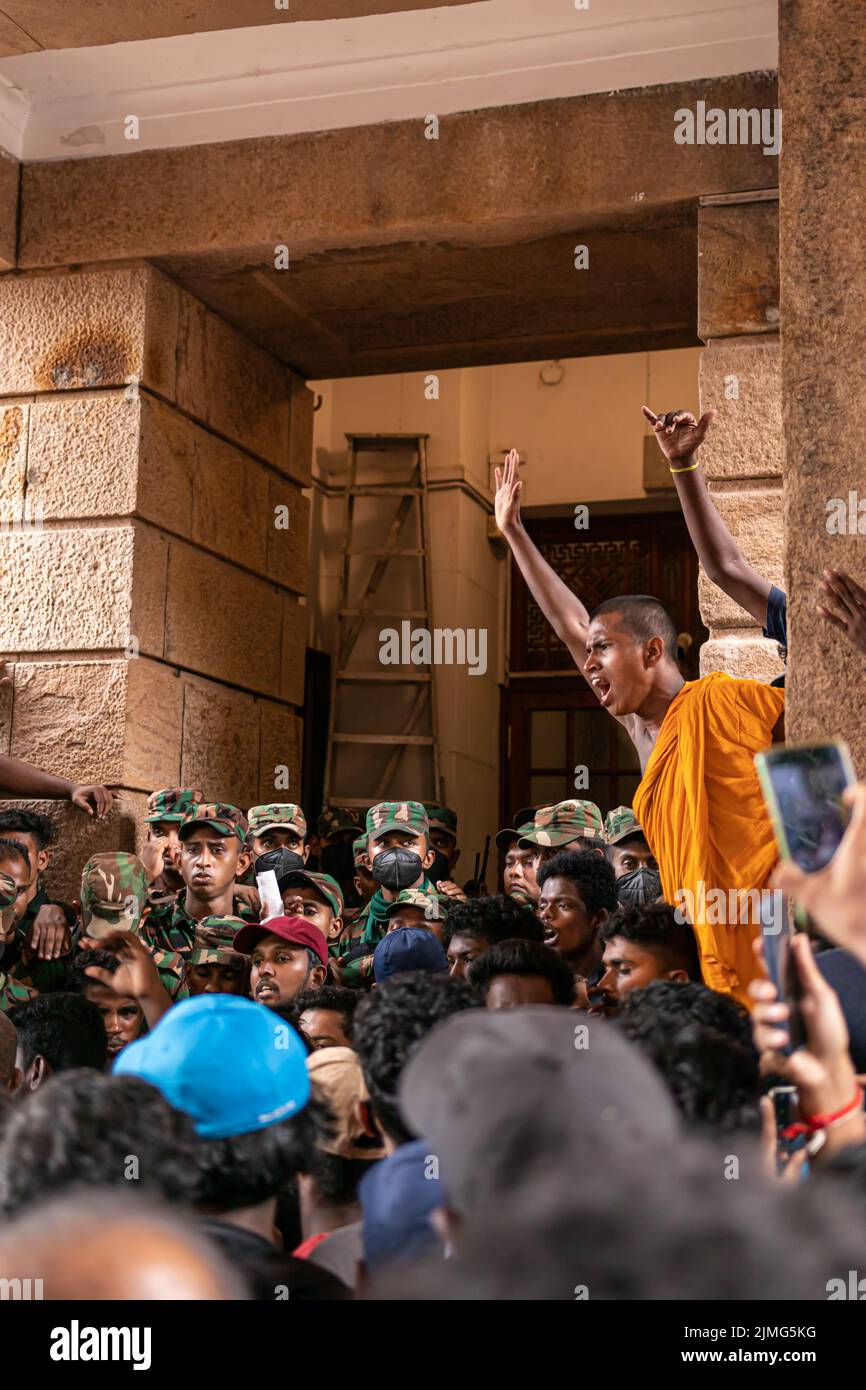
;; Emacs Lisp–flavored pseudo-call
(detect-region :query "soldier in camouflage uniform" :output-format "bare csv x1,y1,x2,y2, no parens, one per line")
184,915,250,997
603,806,658,879
383,888,445,940
422,803,461,877
495,813,542,905
338,802,443,987
317,806,363,905
142,803,256,956
275,868,344,955
143,786,203,904
0,871,38,1012
246,803,309,867
79,851,188,1003
518,799,606,874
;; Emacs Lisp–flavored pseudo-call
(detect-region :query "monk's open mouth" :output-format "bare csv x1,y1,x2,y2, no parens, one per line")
592,677,613,707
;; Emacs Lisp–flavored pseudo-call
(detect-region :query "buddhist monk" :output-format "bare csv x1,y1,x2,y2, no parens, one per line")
494,425,784,1006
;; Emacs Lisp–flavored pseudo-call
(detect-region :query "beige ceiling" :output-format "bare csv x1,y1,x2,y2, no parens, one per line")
0,0,480,55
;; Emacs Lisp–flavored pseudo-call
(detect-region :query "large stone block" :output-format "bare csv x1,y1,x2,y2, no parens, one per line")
0,401,28,518
267,475,309,595
281,595,307,706
700,634,785,683
164,539,283,697
699,339,782,481
8,657,183,790
697,486,784,627
0,267,152,397
179,674,260,809
10,660,126,786
190,426,268,572
258,700,303,806
174,290,289,468
27,391,139,518
130,523,169,660
124,658,184,791
1,526,135,652
287,380,314,487
137,392,196,535
698,201,780,341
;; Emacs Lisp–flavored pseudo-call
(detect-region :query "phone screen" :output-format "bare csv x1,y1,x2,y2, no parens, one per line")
758,743,854,874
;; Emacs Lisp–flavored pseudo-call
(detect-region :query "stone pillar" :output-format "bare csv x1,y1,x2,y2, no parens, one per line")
0,265,312,894
779,0,866,770
696,195,785,682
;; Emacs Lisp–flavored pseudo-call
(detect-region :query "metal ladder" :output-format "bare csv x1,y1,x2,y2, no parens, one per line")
322,433,442,813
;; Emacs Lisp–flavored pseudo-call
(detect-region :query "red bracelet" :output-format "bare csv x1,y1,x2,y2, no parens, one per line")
781,1085,864,1141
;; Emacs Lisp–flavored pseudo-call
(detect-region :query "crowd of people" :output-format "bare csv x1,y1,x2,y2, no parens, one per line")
2,406,866,1302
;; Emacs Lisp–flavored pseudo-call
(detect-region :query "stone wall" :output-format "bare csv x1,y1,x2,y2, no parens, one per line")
697,198,785,683
779,0,866,773
0,264,313,895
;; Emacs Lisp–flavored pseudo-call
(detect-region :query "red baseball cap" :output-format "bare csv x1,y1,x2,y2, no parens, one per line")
232,915,328,968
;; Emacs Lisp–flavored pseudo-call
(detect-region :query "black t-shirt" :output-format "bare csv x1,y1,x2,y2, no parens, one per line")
763,585,788,689
200,1218,351,1301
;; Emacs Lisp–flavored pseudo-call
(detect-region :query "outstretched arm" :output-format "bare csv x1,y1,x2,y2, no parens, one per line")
0,753,117,817
642,407,772,626
494,450,593,675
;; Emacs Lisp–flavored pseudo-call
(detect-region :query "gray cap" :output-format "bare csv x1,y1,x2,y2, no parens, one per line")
398,1007,680,1213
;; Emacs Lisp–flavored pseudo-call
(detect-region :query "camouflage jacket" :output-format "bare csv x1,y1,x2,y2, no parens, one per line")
140,890,258,956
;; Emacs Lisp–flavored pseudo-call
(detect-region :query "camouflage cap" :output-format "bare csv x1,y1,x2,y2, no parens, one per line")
179,803,249,845
352,835,368,865
317,807,363,838
495,820,536,851
604,806,645,846
0,872,16,911
518,800,604,849
145,787,204,824
280,870,344,919
384,889,443,922
422,803,458,839
187,915,250,967
246,803,307,838
80,853,148,929
366,801,429,841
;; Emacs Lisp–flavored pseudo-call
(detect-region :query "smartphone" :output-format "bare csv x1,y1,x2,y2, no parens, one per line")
755,740,856,874
760,900,805,1053
768,1085,808,1167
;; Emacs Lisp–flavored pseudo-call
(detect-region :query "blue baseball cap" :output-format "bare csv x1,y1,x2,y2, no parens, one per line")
113,994,310,1139
373,926,448,984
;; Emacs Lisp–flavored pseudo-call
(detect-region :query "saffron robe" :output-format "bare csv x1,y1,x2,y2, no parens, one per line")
633,672,785,1006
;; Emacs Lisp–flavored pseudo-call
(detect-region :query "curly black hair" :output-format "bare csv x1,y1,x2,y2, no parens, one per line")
0,810,57,850
67,949,121,993
292,985,358,1040
616,980,760,1133
599,903,701,980
468,938,576,1006
194,1095,330,1212
353,973,480,1145
441,894,543,950
537,849,618,916
0,1070,199,1216
8,993,108,1075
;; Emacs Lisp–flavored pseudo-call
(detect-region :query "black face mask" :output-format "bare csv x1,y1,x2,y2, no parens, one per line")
321,841,355,884
427,849,451,887
371,847,424,893
256,847,306,891
616,866,662,908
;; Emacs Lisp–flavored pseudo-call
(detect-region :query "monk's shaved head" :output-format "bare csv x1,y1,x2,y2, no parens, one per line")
590,596,678,661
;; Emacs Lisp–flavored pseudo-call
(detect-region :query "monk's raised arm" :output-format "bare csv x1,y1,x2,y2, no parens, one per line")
493,450,592,675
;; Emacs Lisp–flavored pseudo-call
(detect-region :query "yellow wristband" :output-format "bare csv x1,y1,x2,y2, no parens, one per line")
668,459,701,474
